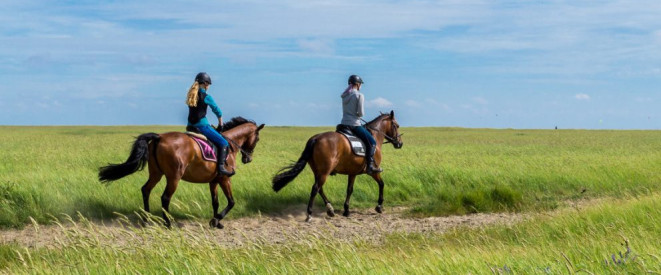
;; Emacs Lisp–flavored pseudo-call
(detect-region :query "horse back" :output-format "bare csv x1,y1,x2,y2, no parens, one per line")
310,132,365,175
150,132,219,183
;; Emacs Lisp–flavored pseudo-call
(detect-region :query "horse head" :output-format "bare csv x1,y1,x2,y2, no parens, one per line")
240,123,265,164
219,117,265,164
370,111,403,149
366,111,404,149
384,110,403,149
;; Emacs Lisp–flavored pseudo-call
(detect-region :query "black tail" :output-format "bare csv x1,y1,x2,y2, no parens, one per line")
98,133,160,183
272,138,316,192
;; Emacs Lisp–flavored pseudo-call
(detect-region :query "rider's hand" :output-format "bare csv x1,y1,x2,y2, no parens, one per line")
218,117,223,128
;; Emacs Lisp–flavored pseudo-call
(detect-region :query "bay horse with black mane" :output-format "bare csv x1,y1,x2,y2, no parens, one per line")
99,117,265,229
272,111,403,221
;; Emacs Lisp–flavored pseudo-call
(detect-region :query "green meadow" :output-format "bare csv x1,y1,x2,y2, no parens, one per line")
1,126,660,273
1,126,659,227
1,193,659,274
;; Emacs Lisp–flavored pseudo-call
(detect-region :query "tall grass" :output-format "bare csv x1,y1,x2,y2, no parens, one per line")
1,193,659,274
1,126,660,228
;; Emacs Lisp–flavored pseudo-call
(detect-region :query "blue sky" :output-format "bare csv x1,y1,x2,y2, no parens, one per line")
1,1,660,129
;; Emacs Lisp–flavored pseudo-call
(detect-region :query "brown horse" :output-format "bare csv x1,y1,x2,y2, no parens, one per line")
272,111,403,221
99,117,265,228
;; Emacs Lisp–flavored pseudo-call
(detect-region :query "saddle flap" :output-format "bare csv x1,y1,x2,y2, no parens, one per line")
335,125,366,157
188,135,217,162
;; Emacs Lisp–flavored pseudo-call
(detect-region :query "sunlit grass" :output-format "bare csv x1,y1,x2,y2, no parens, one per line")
1,126,660,228
1,193,659,274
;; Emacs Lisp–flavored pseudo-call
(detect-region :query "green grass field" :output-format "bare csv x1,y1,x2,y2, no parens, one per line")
1,126,660,228
1,192,659,274
1,126,660,274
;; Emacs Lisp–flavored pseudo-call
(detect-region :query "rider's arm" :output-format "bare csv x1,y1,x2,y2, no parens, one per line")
356,93,364,118
204,94,223,118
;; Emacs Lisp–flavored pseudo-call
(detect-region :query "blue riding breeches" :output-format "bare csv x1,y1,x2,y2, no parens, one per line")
348,125,376,147
196,125,229,148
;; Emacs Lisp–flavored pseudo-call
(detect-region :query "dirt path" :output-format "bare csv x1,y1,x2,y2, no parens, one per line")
1,207,525,249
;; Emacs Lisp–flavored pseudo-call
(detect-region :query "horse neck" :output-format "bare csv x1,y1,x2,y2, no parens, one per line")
224,124,252,149
368,119,387,148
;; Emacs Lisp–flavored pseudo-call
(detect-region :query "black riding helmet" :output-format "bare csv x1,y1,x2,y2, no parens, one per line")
195,72,212,85
348,75,364,85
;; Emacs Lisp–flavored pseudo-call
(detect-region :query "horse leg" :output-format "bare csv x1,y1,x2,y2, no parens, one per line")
210,177,234,229
318,187,335,217
160,176,180,228
370,173,385,213
343,175,357,217
208,181,222,229
141,171,163,214
306,174,328,222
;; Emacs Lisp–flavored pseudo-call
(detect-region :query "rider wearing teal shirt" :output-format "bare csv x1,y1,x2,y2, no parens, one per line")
186,72,233,176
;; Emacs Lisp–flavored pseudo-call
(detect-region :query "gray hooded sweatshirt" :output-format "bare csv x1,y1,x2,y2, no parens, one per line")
341,88,364,126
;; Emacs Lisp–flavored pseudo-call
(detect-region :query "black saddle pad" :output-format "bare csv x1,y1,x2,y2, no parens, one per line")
336,125,366,156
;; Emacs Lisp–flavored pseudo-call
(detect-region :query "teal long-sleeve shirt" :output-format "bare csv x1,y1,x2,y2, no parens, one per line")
189,89,223,127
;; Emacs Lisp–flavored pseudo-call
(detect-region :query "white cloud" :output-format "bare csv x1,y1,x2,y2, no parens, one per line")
473,97,488,105
425,98,452,112
655,30,661,43
575,93,591,100
297,39,335,55
367,97,393,108
405,100,421,107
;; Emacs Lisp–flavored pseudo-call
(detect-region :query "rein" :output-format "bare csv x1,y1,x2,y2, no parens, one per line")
361,118,403,145
221,133,253,157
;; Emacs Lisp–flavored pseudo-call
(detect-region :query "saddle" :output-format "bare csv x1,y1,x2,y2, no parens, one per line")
335,124,366,157
185,126,218,162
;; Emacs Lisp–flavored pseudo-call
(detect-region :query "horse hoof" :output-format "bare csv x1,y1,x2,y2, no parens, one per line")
343,211,350,217
305,215,312,222
375,205,383,213
325,203,335,217
209,218,224,229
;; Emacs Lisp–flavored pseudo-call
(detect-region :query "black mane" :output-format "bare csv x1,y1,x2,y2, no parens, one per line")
220,116,256,132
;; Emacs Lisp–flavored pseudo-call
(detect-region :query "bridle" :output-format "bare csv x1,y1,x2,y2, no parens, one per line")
362,118,403,146
220,133,254,158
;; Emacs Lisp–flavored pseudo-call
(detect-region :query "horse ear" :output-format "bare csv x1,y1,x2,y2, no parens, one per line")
257,124,265,131
390,110,395,118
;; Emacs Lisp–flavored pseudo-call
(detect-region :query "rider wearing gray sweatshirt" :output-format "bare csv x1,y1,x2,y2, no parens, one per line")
340,75,381,174
341,88,364,126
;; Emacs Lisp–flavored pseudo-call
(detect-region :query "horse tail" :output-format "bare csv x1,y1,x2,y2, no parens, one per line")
272,138,316,192
98,133,160,183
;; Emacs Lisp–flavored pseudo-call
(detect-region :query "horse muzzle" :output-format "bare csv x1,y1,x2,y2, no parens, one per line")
242,155,252,164
393,142,403,149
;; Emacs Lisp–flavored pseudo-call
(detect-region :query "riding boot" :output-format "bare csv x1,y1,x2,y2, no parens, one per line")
365,144,383,174
216,145,235,177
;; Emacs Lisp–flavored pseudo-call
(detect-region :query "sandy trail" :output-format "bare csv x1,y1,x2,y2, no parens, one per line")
1,207,524,249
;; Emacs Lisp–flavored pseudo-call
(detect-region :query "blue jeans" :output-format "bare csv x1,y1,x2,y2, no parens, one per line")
196,125,229,147
349,125,376,146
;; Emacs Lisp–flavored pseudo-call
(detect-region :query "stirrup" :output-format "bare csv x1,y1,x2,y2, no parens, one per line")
366,163,383,174
217,163,235,177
